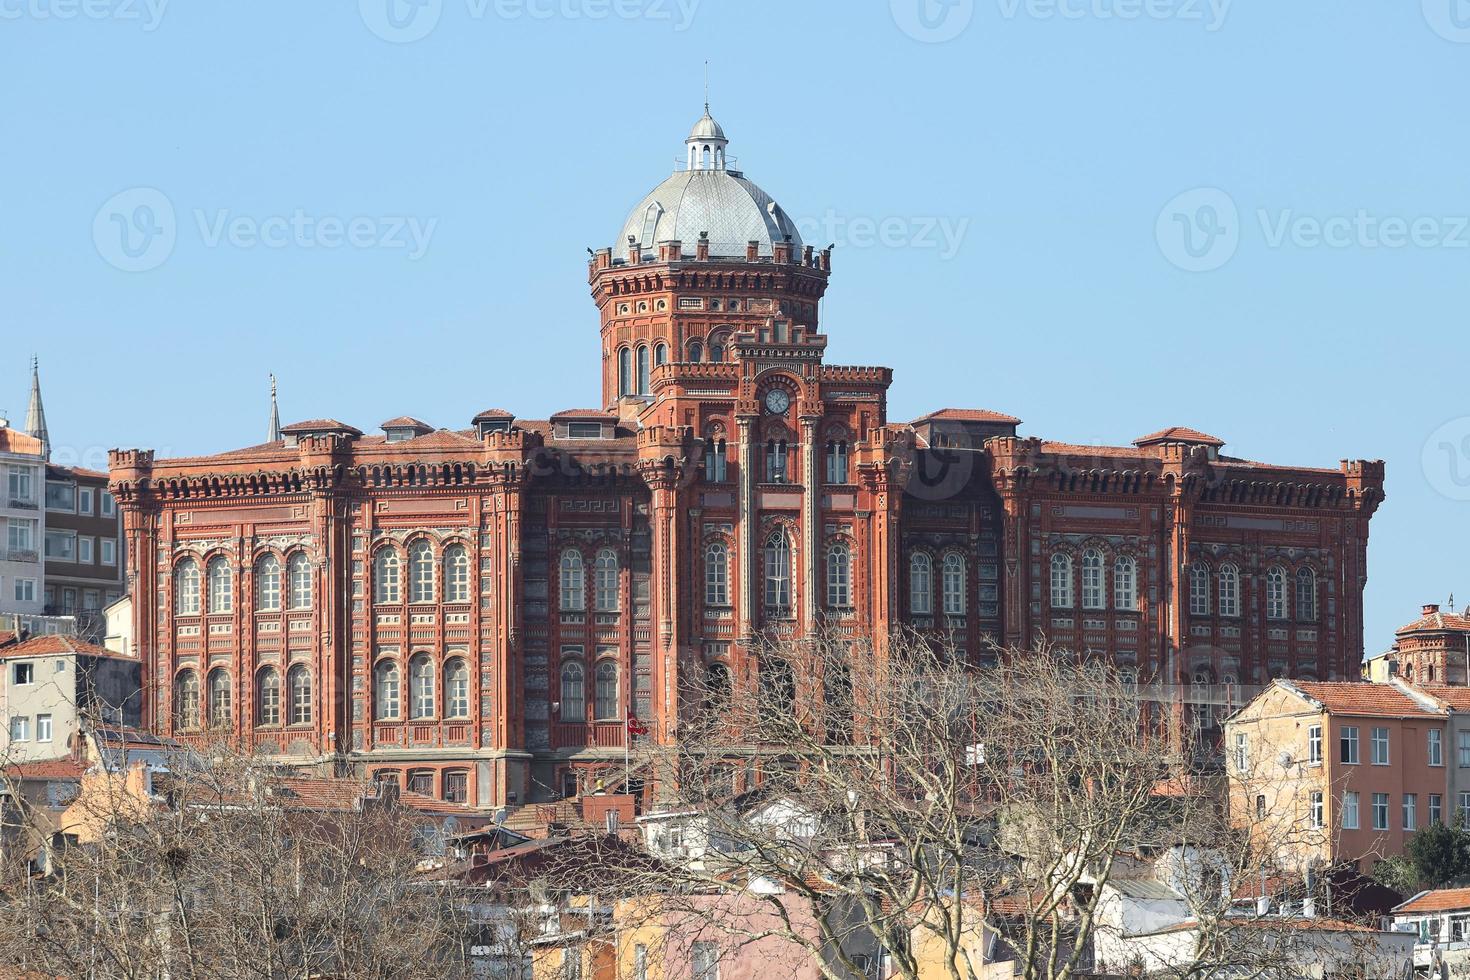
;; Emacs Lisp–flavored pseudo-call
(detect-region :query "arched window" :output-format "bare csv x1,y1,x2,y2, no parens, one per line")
444,545,470,603
689,341,703,363
373,548,401,604
825,440,849,484
205,557,232,614
706,661,731,712
173,670,199,730
705,541,729,607
255,554,282,611
560,660,585,720
1113,555,1138,611
760,658,795,720
764,531,792,614
827,542,852,609
942,553,966,617
709,342,725,363
175,558,201,616
1081,549,1105,610
559,550,585,611
703,438,727,482
287,553,312,610
1296,567,1318,622
409,540,435,603
1266,566,1287,620
765,439,788,483
1218,563,1240,617
256,667,281,726
445,658,470,718
409,652,435,719
595,660,619,719
617,347,632,397
910,553,933,615
374,659,401,720
1050,554,1074,609
1189,562,1210,617
637,345,650,394
594,549,619,612
654,343,668,366
207,668,232,727
287,665,312,725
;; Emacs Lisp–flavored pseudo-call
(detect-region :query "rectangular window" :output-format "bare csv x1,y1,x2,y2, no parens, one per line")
1308,725,1322,765
1458,731,1470,768
44,482,75,512
691,942,720,980
1460,793,1470,830
6,465,34,504
78,488,93,515
1431,729,1444,767
1371,727,1390,766
43,530,76,561
566,422,602,439
1431,794,1444,826
634,944,648,980
444,771,468,804
78,537,93,564
1255,795,1266,820
6,519,35,554
1373,793,1390,831
13,663,33,686
1309,791,1324,829
13,579,35,603
1405,794,1418,832
100,490,115,517
1233,732,1248,772
1340,726,1359,765
101,538,117,566
1342,791,1360,830
8,717,28,742
36,714,51,743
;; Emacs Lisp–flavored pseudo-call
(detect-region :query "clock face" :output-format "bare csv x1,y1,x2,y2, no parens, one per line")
764,389,791,415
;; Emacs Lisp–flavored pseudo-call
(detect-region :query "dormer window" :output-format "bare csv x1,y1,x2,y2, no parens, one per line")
478,420,511,437
567,422,604,439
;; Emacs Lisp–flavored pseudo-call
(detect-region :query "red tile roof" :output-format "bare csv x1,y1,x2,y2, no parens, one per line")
472,408,514,421
0,634,130,660
279,419,363,436
1286,680,1440,718
550,409,618,421
379,416,432,430
1396,607,1470,635
272,776,474,816
1133,426,1225,447
47,464,109,481
1039,441,1152,459
0,632,16,649
1143,917,1383,936
911,408,1022,426
2,759,87,781
1410,685,1470,711
1394,888,1470,914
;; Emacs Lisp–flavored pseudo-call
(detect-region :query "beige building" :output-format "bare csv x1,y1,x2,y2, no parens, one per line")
0,633,142,763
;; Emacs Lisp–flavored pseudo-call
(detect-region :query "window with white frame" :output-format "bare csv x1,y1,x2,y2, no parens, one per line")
444,545,470,603
1342,791,1360,829
1368,726,1389,765
910,553,933,614
1296,567,1318,621
409,541,435,603
1372,793,1390,831
1266,566,1287,620
255,555,282,611
1233,732,1248,771
13,579,35,603
409,653,435,719
764,532,792,614
287,553,312,609
206,557,232,614
1340,726,1359,765
1309,724,1323,765
595,660,619,719
1431,794,1444,825
826,542,851,609
941,553,965,616
257,667,281,725
705,542,729,607
100,490,115,517
78,537,93,564
1430,729,1444,767
208,669,232,727
79,488,93,515
36,714,52,742
445,658,469,718
9,716,28,742
1050,553,1073,608
176,559,201,615
1189,562,1210,616
1309,791,1324,829
825,440,849,484
373,549,401,604
691,942,720,980
288,666,311,725
7,518,35,555
1458,731,1470,768
1218,563,1240,617
765,439,788,483
374,660,401,720
1080,549,1104,610
560,659,585,720
1460,793,1470,829
44,529,76,561
6,465,34,504
594,549,619,612
12,663,33,685
1405,793,1418,832
703,438,727,482
559,550,585,611
98,537,116,567
1113,555,1138,610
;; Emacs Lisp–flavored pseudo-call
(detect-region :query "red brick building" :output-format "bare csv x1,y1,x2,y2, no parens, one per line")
107,113,1385,808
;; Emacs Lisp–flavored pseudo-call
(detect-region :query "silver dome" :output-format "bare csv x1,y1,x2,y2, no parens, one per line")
688,111,725,141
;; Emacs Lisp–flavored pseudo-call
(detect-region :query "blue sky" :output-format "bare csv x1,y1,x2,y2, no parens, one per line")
2,0,1466,653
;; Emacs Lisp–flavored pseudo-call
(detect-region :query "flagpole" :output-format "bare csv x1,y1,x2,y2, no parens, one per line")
624,712,630,791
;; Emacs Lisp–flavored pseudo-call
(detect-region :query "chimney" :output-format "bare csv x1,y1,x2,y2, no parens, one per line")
1425,604,1442,617
746,240,759,262
773,236,792,264
627,235,640,265
696,231,710,261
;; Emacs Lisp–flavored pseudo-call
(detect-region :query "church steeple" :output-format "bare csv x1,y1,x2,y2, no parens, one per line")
25,357,49,461
268,374,281,443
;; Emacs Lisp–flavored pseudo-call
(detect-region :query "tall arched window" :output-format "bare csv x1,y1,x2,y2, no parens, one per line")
205,557,232,614
689,341,704,363
617,347,632,397
1050,554,1074,609
207,668,232,727
1189,562,1210,616
825,440,849,484
1218,563,1240,617
255,554,282,611
173,670,199,730
594,549,619,612
445,658,470,718
765,439,788,483
1113,555,1138,611
703,438,727,482
287,665,312,725
444,545,470,603
709,342,725,362
942,553,966,617
409,540,435,603
705,541,729,607
827,542,852,609
595,660,619,719
637,345,650,394
706,661,731,712
560,660,585,720
374,659,401,720
654,343,668,366
373,548,401,604
559,550,585,611
409,653,435,719
1081,549,1105,610
910,553,933,615
764,531,792,614
256,667,281,726
1266,566,1287,620
175,559,201,616
287,553,312,610
1296,567,1318,622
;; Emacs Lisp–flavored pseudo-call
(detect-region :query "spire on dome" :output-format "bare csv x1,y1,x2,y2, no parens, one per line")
25,357,49,461
268,374,281,443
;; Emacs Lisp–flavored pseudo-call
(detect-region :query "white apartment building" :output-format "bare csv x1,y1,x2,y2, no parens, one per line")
0,421,47,619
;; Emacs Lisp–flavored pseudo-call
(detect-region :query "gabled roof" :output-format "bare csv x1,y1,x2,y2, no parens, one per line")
910,408,1022,426
1394,887,1470,914
47,463,109,481
279,419,363,437
379,416,432,431
0,634,131,660
1410,685,1470,712
1133,426,1225,448
472,408,514,422
1396,606,1470,635
1283,680,1440,719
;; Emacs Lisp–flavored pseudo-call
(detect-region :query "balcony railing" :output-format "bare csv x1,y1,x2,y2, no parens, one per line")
6,498,37,510
0,549,39,563
552,722,626,750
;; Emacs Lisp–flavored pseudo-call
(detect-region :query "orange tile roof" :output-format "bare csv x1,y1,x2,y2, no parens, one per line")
911,408,1022,426
1411,685,1470,711
1395,888,1470,914
549,409,618,421
0,428,44,456
272,776,475,816
379,416,432,430
0,632,16,649
1397,608,1470,635
2,759,87,781
1143,917,1383,936
1286,680,1440,718
1133,426,1225,447
47,464,109,481
472,408,514,420
0,634,131,660
278,419,363,436
1038,441,1153,459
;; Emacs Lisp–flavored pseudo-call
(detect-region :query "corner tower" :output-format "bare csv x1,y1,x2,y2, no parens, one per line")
589,110,833,414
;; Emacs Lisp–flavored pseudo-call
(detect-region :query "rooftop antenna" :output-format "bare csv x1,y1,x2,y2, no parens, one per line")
704,60,710,114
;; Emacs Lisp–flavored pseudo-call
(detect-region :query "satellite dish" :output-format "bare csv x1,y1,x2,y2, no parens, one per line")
1277,750,1293,768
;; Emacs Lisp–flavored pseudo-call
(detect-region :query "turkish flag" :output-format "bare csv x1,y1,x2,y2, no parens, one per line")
627,715,650,737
